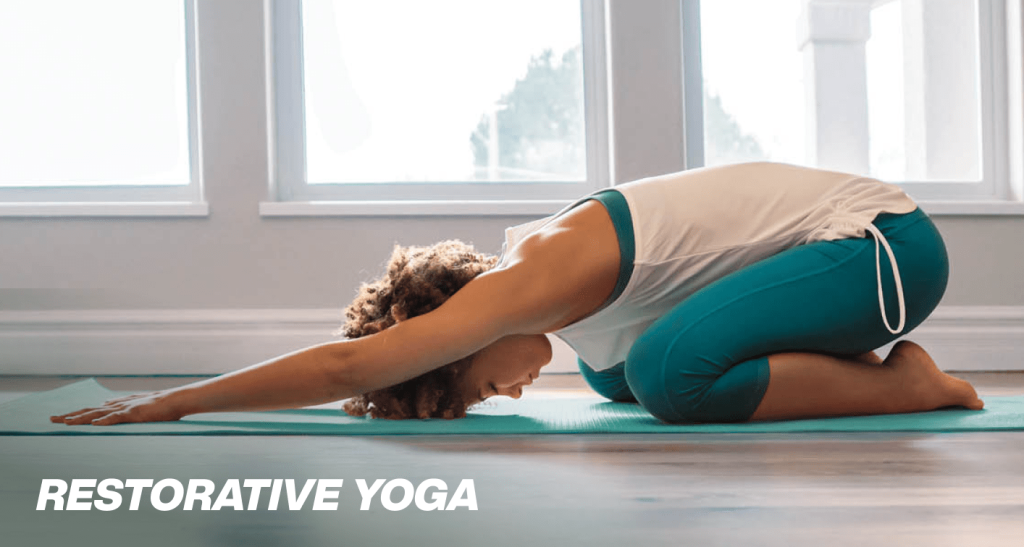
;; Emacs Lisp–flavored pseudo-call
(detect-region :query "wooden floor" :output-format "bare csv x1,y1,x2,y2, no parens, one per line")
2,372,1023,546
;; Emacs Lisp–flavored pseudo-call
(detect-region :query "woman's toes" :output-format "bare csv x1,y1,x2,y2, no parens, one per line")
948,376,985,410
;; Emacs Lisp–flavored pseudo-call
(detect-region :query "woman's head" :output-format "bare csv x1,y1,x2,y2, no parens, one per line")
334,239,505,419
455,333,552,407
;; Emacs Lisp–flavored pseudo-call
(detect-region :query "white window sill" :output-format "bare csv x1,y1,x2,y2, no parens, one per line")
917,200,1024,216
260,199,1024,217
258,200,572,217
0,202,209,218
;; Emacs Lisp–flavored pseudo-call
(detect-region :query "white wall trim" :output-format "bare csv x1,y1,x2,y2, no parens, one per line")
0,308,342,376
0,306,1021,376
917,199,1024,216
259,199,574,217
0,202,210,218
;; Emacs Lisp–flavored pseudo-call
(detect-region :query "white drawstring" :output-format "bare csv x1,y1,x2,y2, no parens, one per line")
864,223,906,335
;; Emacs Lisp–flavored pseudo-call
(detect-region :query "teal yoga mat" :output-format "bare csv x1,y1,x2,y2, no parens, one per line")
3,378,1023,435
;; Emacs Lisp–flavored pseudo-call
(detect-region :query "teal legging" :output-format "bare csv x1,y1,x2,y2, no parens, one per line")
578,206,949,423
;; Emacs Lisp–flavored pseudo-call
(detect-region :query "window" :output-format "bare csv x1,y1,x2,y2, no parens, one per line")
266,0,610,215
685,0,1014,203
0,0,202,211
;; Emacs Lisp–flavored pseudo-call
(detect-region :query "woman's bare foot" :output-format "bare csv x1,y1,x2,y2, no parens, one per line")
885,340,985,411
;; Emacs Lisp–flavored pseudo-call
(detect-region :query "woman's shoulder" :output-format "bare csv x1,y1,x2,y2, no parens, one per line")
498,199,623,333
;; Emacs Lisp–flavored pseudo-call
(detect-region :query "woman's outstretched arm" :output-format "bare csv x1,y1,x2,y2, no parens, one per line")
51,259,571,426
48,341,363,426
157,342,361,413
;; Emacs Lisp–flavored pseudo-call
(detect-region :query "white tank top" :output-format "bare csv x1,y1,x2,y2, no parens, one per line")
495,162,920,372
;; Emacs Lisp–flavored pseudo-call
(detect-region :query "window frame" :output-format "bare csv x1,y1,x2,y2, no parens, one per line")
262,0,611,217
0,0,206,217
680,0,1024,210
1,0,1018,219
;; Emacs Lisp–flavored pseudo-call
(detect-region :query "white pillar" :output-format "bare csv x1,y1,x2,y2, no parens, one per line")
901,0,981,180
606,0,686,183
797,0,873,175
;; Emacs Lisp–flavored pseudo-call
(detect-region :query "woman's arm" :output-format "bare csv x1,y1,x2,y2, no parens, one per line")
165,342,358,414
50,341,358,425
52,257,571,426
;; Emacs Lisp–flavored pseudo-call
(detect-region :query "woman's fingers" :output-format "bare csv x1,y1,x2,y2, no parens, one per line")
51,403,127,423
59,408,117,425
50,407,100,422
49,389,179,426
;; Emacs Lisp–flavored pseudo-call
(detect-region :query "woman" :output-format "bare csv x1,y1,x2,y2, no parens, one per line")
51,161,984,426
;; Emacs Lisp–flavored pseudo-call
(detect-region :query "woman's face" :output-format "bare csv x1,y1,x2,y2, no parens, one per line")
459,334,553,406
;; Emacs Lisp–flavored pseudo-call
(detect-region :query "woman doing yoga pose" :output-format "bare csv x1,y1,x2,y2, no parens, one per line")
51,161,984,426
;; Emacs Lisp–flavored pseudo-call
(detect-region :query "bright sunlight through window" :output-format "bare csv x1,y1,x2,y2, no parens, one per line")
300,0,586,184
0,0,190,187
699,0,982,182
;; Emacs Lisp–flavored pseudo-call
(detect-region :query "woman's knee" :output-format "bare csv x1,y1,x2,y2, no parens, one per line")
623,335,711,422
577,359,637,403
624,333,771,424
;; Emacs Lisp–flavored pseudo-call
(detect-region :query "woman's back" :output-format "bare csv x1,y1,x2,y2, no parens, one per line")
500,161,919,372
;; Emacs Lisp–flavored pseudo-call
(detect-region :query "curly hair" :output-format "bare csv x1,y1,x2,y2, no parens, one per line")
333,239,499,419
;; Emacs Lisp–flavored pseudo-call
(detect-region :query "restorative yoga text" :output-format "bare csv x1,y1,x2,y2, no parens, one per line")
36,478,478,511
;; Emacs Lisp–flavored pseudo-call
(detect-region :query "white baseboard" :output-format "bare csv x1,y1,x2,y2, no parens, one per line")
0,306,1022,376
0,309,345,376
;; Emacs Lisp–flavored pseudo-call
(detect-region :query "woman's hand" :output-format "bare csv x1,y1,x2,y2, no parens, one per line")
49,390,185,426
